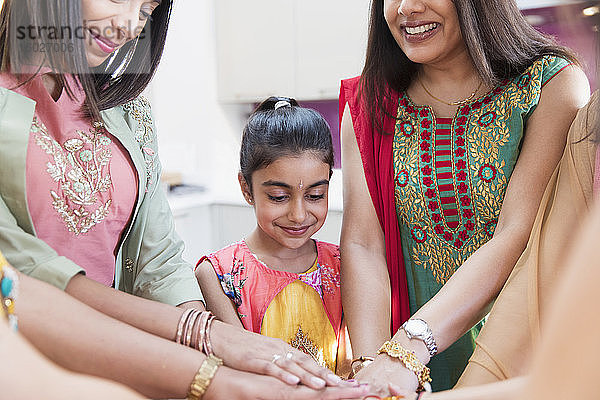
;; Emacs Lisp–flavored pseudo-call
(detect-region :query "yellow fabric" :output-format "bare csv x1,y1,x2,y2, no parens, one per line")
260,260,338,371
457,92,598,386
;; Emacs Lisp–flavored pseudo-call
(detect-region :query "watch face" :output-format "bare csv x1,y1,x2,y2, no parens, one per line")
405,319,428,336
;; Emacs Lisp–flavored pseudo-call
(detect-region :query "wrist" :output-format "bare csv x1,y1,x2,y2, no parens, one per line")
391,332,431,365
377,341,432,392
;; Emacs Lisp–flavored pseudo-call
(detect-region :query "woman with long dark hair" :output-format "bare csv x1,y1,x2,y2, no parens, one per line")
0,1,370,398
340,0,589,395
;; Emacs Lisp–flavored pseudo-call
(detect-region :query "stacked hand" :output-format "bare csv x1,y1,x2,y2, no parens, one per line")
353,355,419,398
211,321,366,393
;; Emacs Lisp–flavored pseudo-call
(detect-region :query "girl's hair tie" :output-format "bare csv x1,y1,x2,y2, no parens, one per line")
274,100,291,110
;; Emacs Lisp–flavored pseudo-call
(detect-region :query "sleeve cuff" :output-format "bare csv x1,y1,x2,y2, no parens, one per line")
27,256,85,291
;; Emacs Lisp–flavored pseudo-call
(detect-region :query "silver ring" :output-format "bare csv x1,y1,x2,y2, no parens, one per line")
285,352,293,360
272,354,282,363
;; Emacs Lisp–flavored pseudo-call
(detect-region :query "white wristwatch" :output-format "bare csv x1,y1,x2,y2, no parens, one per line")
401,318,438,357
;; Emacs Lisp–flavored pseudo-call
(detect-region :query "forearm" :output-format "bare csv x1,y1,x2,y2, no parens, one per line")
341,242,391,356
1,320,142,399
65,273,183,341
416,229,527,350
389,228,528,366
20,273,207,398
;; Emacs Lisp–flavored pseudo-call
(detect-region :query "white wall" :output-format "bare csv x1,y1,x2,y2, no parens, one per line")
150,0,250,204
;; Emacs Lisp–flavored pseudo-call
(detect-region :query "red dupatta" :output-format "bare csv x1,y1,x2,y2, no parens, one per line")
339,77,411,334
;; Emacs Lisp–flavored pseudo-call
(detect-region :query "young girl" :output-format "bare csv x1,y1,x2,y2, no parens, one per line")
196,97,348,375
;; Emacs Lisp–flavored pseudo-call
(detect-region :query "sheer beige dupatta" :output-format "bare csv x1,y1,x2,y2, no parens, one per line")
457,93,598,385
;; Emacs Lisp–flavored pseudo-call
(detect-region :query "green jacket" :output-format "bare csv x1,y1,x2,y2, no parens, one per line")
0,88,203,306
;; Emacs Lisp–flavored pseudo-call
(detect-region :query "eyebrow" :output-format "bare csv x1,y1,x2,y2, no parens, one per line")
261,179,330,189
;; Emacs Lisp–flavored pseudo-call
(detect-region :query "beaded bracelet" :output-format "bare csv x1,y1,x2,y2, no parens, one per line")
0,254,18,331
377,341,432,392
188,354,223,400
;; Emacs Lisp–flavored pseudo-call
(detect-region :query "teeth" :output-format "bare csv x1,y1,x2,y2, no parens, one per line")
405,23,438,35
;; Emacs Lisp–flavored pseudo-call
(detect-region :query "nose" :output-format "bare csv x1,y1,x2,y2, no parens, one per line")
288,198,307,224
398,0,426,16
111,5,144,42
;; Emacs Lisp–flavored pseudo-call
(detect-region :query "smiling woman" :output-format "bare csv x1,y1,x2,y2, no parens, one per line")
339,0,590,395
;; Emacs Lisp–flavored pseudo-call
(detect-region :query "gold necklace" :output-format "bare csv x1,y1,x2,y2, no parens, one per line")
420,77,483,106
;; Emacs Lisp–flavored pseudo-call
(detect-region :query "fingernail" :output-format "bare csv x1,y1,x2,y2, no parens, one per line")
327,373,343,384
311,377,326,387
286,375,300,385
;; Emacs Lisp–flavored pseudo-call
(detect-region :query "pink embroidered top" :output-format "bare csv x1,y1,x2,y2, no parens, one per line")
200,240,344,371
0,73,137,286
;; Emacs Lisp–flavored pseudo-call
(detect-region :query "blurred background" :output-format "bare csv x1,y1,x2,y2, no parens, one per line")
123,0,600,262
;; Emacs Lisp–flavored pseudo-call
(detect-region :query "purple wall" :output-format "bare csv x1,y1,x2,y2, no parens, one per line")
523,3,598,88
300,100,341,167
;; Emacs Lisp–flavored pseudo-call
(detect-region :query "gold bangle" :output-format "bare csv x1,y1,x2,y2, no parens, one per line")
349,356,375,377
377,341,432,392
188,355,223,400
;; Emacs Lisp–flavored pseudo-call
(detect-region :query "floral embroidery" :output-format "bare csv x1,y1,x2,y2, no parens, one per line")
478,164,497,183
477,111,497,127
320,248,341,295
299,268,323,298
411,226,427,243
290,326,330,370
393,56,558,284
320,263,341,296
217,257,247,309
32,117,113,235
122,97,157,191
396,169,410,187
400,122,414,137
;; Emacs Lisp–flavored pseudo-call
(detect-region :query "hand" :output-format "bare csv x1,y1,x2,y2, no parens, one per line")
211,321,347,389
354,355,419,397
204,367,371,400
388,383,419,400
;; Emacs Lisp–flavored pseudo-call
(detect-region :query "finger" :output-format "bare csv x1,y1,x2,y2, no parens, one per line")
274,351,330,389
388,383,416,398
278,383,371,400
287,349,344,387
258,359,302,386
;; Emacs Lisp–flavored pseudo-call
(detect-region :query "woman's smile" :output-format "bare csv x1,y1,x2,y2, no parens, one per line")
89,29,120,54
402,21,440,43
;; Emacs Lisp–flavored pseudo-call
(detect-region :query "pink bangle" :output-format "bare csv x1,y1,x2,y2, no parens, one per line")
195,311,210,352
175,309,193,344
185,310,201,347
203,315,217,357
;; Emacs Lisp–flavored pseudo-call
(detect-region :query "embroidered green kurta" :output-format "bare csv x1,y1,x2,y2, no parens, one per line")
392,55,570,390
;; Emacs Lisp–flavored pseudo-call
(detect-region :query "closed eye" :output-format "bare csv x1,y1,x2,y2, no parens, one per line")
267,195,288,202
306,194,325,201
